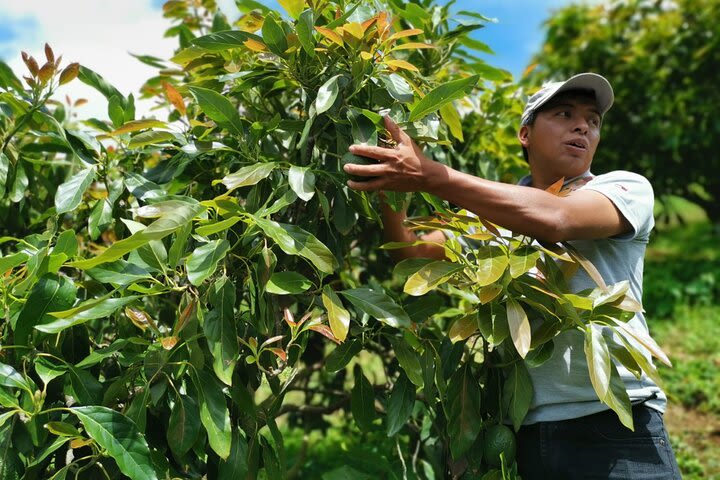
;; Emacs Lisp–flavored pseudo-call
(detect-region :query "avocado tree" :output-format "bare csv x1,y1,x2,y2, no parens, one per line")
526,0,720,222
0,1,670,479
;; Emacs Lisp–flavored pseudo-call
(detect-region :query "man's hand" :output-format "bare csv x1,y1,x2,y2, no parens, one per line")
344,115,445,192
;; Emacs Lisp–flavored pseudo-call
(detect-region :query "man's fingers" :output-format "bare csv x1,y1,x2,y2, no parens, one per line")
384,115,411,145
343,162,387,177
349,144,394,160
347,178,385,192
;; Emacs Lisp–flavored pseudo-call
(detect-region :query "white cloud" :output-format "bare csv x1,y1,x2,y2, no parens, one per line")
0,0,181,120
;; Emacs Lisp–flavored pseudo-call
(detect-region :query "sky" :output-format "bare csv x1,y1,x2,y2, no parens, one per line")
0,0,596,120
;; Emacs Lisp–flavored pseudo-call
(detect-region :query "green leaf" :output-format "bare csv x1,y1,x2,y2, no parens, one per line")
325,338,362,373
288,165,315,201
204,278,238,386
386,371,415,436
408,75,480,122
78,66,124,102
167,394,201,457
314,74,341,114
14,274,76,344
86,261,152,286
278,0,304,19
69,203,206,269
502,362,532,431
389,337,424,388
584,325,611,401
76,339,129,368
602,362,634,430
0,421,23,480
128,130,174,148
347,108,378,146
439,102,464,141
186,239,231,286
34,357,67,386
194,370,232,459
189,86,244,135
36,296,140,334
380,73,414,103
266,271,312,294
475,246,509,286
191,30,256,50
72,406,157,480
0,363,32,392
404,260,464,296
218,163,276,192
509,248,541,278
445,366,482,458
253,217,337,274
0,60,23,92
339,288,411,329
9,161,27,202
322,286,350,342
0,153,9,198
351,365,376,432
68,366,102,405
506,298,531,358
195,217,242,236
53,229,78,258
218,429,249,479
0,253,28,275
261,14,288,55
296,9,316,56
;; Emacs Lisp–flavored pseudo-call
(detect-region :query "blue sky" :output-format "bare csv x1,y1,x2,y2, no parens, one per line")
0,0,594,118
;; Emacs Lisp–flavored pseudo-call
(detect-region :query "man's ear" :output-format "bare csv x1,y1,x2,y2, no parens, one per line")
518,125,530,148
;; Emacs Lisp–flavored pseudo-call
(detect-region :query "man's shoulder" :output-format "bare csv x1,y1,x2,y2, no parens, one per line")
583,170,654,196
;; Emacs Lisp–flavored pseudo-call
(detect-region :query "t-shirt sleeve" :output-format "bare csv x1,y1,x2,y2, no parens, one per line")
580,171,655,241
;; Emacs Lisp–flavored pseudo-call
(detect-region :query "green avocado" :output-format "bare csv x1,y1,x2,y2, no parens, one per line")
341,152,377,182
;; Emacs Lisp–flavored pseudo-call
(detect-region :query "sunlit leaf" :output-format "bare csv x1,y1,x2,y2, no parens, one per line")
340,288,411,329
188,86,244,136
314,74,342,114
384,59,419,72
266,271,312,294
448,314,478,343
186,240,231,286
506,298,531,358
55,167,95,214
72,406,157,480
322,286,350,342
404,261,464,296
217,162,276,192
288,165,316,201
584,325,611,400
409,75,480,122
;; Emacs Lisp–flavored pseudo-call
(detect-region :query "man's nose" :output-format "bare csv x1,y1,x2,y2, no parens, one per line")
573,119,589,134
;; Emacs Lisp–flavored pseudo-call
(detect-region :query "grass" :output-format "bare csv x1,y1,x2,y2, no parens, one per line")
648,197,720,478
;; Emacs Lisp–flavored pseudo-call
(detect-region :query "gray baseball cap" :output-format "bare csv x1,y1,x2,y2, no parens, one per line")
521,73,614,125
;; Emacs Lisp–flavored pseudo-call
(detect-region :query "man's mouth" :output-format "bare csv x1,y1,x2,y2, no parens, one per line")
564,139,588,150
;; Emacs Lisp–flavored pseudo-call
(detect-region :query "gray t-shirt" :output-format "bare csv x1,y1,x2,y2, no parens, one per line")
523,170,666,424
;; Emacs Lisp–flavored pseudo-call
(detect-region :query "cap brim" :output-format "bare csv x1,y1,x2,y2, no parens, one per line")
555,73,614,116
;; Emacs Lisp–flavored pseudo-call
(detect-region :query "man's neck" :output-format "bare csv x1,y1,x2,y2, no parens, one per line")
524,170,593,191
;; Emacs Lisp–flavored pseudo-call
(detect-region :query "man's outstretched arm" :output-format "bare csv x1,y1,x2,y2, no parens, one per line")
345,116,630,244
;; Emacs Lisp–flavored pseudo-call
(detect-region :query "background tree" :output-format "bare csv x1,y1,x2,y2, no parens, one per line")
526,0,720,223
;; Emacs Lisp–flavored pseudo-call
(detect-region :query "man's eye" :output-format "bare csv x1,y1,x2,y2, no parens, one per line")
557,110,570,117
591,118,601,126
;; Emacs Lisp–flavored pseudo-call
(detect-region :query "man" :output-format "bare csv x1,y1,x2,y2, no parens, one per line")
344,73,681,479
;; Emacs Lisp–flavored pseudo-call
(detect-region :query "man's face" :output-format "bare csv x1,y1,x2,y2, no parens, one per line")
519,92,602,179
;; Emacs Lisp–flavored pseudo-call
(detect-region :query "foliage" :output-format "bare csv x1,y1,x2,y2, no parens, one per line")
0,1,670,479
526,0,720,221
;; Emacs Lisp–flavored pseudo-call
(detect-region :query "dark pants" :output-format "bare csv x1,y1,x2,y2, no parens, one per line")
517,405,682,479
